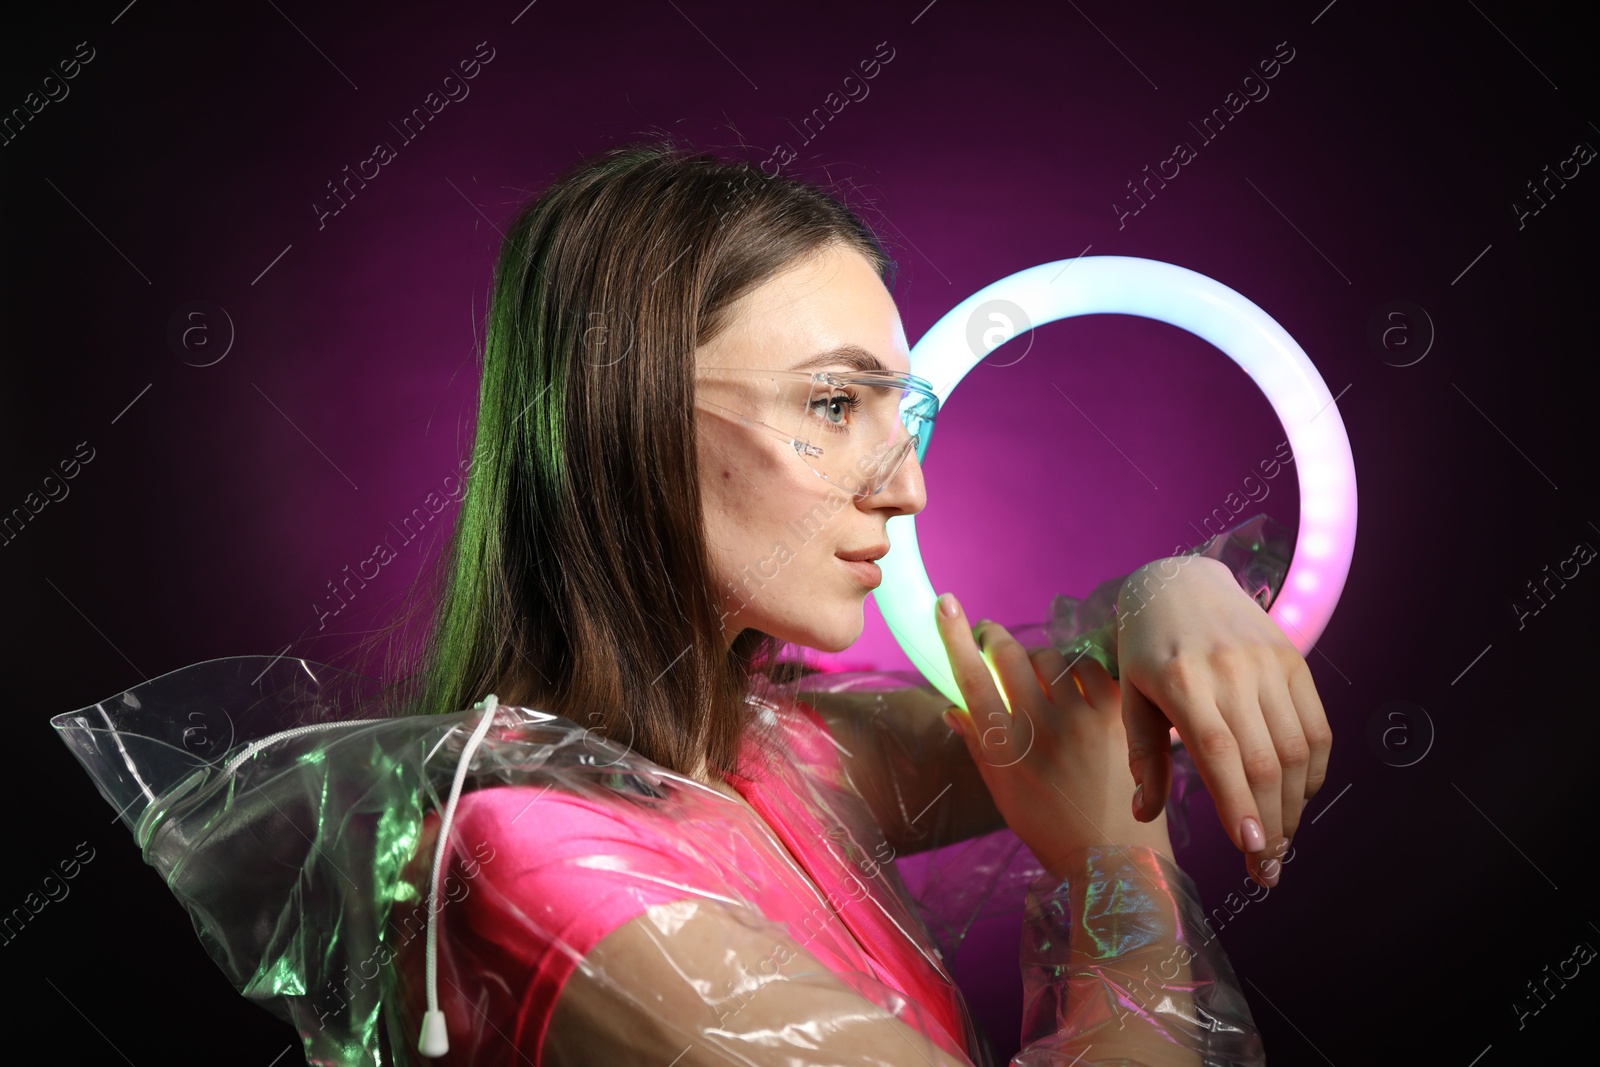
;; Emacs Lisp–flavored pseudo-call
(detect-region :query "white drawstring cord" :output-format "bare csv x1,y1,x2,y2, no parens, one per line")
418,694,501,1058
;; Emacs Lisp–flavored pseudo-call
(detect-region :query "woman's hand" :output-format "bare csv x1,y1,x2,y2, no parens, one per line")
933,591,1174,880
1113,555,1332,888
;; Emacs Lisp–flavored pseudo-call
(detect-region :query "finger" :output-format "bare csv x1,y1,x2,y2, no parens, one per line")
1174,700,1271,881
977,622,1048,709
941,704,980,765
1142,664,1275,878
1120,681,1173,823
935,599,1031,766
1289,661,1333,805
973,621,1050,764
933,594,1006,723
1067,654,1120,711
1260,677,1309,846
1027,645,1080,707
1211,675,1283,885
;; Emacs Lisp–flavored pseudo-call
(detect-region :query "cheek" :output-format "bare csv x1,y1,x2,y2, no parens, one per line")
701,465,793,571
697,428,854,576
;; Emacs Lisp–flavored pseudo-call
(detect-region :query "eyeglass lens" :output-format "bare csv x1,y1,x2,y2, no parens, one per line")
782,377,925,497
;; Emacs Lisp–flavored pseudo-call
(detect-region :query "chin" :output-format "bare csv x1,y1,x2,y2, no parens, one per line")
772,608,864,655
806,615,866,655
808,633,858,655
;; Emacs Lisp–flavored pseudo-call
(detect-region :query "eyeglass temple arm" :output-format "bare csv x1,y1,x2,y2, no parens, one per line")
697,399,822,458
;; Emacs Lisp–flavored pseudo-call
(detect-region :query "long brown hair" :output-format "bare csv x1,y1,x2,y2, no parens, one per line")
372,138,894,777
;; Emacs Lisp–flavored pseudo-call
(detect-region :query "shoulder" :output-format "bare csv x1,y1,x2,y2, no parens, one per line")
398,780,726,960
413,782,749,1060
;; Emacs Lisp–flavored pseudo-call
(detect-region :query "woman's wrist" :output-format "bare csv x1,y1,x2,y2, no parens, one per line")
1051,556,1233,679
1025,844,1189,955
1020,839,1266,1065
1056,616,1121,679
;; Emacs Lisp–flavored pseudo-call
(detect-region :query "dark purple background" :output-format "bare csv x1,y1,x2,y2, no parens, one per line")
5,1,1597,1063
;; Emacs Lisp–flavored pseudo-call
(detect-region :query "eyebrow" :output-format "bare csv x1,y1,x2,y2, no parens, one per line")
790,344,891,374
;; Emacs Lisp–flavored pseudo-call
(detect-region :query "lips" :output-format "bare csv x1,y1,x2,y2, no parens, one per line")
838,557,883,588
835,543,889,563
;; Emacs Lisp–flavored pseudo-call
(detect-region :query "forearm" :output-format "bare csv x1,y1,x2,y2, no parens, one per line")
895,721,1007,853
803,685,1007,856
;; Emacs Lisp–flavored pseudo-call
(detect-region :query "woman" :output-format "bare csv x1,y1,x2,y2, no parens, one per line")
379,137,1328,1065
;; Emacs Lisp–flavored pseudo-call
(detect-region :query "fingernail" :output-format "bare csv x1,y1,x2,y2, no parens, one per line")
938,592,960,618
1241,815,1266,852
1132,782,1145,819
941,709,964,738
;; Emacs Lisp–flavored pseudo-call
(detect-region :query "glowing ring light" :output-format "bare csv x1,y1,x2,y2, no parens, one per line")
877,256,1357,712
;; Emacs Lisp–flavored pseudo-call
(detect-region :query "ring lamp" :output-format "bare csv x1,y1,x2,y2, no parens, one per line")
877,256,1357,712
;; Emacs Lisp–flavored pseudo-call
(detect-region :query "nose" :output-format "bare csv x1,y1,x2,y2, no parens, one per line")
860,438,926,516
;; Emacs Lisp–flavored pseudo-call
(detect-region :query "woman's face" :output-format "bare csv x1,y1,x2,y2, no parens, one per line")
695,242,927,653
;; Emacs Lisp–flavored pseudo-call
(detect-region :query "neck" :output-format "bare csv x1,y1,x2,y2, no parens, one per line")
687,755,720,786
689,757,743,798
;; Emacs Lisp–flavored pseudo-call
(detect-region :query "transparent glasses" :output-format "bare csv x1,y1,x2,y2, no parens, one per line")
695,367,939,498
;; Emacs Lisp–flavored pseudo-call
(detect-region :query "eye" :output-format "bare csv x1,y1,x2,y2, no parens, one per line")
810,389,863,427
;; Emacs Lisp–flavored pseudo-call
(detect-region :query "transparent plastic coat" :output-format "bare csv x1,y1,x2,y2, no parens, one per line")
51,515,1287,1067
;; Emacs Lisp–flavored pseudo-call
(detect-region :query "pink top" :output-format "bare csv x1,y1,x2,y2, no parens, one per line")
400,694,971,1065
